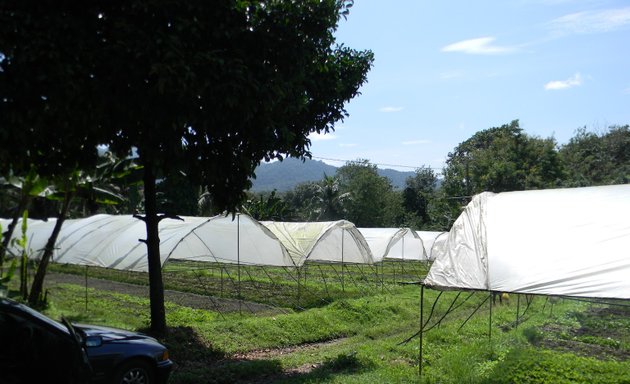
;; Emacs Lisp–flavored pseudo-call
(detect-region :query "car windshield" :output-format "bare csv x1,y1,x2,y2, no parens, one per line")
17,302,69,334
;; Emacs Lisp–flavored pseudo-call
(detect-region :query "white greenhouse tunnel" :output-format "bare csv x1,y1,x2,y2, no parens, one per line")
358,227,426,262
424,184,630,300
3,215,433,273
2,214,296,271
415,230,448,261
261,220,374,266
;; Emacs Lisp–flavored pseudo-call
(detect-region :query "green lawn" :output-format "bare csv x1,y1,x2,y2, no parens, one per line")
5,261,630,383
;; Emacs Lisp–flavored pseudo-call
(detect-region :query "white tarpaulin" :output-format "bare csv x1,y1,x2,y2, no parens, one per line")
167,214,294,267
416,231,448,261
359,228,426,262
2,214,295,271
424,184,630,299
1,218,57,258
262,221,374,266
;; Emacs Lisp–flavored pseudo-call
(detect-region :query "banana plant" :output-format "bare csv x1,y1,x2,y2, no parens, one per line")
28,153,141,306
0,167,51,272
0,223,18,296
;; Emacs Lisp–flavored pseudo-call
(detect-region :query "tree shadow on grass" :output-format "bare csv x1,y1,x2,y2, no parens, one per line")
157,327,375,384
266,351,376,384
155,326,282,384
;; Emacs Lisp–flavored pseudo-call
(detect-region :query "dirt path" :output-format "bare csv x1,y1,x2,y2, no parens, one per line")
45,272,285,315
233,338,346,361
44,272,347,382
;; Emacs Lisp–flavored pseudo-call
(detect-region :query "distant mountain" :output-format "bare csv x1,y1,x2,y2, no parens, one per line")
250,158,415,192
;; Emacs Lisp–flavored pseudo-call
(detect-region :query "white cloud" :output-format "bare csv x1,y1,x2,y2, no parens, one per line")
440,71,463,80
308,132,337,141
339,143,358,148
548,8,630,35
441,37,517,55
544,73,582,90
379,106,404,113
402,139,431,146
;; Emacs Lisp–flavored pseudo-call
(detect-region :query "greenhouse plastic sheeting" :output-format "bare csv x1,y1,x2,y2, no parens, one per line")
424,185,630,299
416,231,448,261
262,220,374,266
166,214,295,267
1,218,57,258
359,228,426,262
2,214,295,271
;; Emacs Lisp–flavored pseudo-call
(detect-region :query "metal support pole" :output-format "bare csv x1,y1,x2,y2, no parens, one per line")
419,284,425,377
85,265,89,311
341,229,345,292
515,294,521,328
237,214,241,315
489,292,493,341
297,267,301,309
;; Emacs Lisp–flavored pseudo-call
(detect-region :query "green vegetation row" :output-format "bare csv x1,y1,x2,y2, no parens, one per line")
6,261,624,383
50,260,429,310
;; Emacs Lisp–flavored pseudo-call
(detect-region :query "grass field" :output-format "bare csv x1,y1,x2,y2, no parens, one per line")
4,260,630,383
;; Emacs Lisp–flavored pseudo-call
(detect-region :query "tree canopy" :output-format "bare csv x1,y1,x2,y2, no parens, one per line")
0,0,373,333
442,120,564,199
336,160,397,227
559,125,630,186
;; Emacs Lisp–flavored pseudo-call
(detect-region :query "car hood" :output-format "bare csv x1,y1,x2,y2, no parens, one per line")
74,324,158,343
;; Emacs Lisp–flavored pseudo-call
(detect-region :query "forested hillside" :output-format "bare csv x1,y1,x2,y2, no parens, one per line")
251,158,414,192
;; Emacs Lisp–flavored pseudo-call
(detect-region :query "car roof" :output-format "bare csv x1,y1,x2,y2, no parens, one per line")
0,296,69,334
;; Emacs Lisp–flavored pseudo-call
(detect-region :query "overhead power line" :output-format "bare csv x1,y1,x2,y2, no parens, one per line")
311,156,444,171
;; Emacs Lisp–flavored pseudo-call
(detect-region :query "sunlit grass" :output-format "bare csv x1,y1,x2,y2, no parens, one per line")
6,260,629,383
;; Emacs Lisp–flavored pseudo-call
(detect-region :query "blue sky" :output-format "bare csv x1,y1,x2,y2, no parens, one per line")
307,0,630,172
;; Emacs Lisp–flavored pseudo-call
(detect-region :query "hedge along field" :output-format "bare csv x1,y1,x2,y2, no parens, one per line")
10,261,630,383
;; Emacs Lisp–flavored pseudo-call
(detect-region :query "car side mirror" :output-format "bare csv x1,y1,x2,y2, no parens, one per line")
85,335,103,347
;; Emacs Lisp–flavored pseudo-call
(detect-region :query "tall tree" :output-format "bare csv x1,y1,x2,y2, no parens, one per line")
336,160,396,227
1,1,372,333
312,175,349,221
559,125,630,186
402,166,438,228
283,182,321,221
242,190,292,221
442,120,564,205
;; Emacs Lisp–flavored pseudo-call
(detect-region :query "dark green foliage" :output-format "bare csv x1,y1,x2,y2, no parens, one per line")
485,348,630,384
336,159,400,227
283,182,322,221
440,120,564,225
156,173,199,216
522,326,544,345
402,166,439,228
443,120,564,198
559,125,630,186
323,351,362,372
1,0,372,333
243,190,293,221
311,175,350,221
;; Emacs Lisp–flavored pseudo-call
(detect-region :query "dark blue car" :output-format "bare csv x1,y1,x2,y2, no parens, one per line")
0,297,172,384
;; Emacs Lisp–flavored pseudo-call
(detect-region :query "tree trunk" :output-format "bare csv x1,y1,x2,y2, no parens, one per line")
0,192,30,272
28,190,72,306
143,166,167,335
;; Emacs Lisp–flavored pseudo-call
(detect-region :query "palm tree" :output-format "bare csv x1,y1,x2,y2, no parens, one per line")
313,175,349,221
